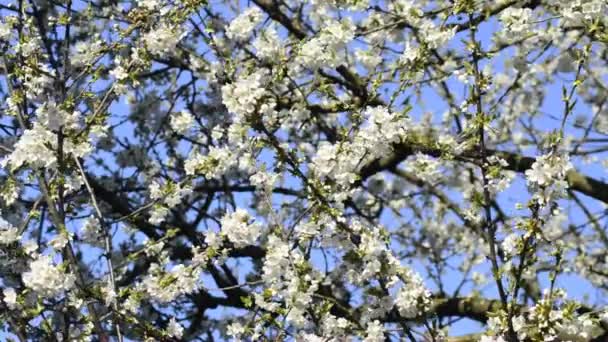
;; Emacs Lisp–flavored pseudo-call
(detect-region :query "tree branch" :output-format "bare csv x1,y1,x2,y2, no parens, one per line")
359,141,608,204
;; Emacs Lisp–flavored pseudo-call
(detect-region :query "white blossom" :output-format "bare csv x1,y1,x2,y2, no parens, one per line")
220,209,261,248
141,263,199,303
72,40,103,67
419,21,456,49
395,270,432,318
22,255,76,298
363,320,385,342
480,336,507,342
499,8,533,36
49,233,70,250
170,110,195,134
297,19,355,69
253,27,283,59
355,49,382,70
2,1,608,341
80,217,102,246
167,317,184,339
221,69,268,118
405,153,442,184
525,153,572,186
142,24,184,56
225,7,264,41
137,0,162,10
0,216,19,244
502,233,520,256
227,322,246,340
250,169,279,194
110,65,129,81
184,147,235,179
262,234,291,282
1,122,90,171
0,21,11,41
2,288,17,309
525,153,573,204
1,124,56,170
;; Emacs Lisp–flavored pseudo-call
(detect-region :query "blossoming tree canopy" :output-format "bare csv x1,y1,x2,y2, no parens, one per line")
2,0,608,341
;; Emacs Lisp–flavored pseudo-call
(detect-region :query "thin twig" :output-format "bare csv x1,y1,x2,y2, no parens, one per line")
74,156,123,342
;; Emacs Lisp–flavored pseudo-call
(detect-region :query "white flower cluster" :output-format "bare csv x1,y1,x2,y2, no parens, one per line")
221,69,268,119
184,146,235,179
485,156,515,195
255,234,322,329
525,152,573,204
501,232,520,257
284,275,319,328
220,209,261,248
80,217,103,247
2,288,17,309
71,40,103,67
355,48,382,70
16,35,42,58
297,19,355,69
225,7,264,41
405,153,443,185
419,21,456,49
488,290,603,341
313,0,369,11
311,142,346,181
22,255,76,298
321,313,352,337
142,24,184,56
253,27,283,60
525,153,572,185
170,110,195,134
1,125,55,170
249,169,279,194
348,223,401,283
137,0,165,11
361,106,409,148
556,315,603,341
109,58,129,81
166,317,184,339
363,320,385,342
0,20,11,41
2,92,91,171
1,124,89,171
35,101,80,131
0,215,19,244
227,321,246,340
148,181,192,225
509,308,602,341
542,209,568,241
497,7,534,41
22,64,54,101
560,0,607,24
49,233,70,250
141,263,200,303
311,106,409,197
262,234,292,283
480,336,506,342
388,0,423,18
395,268,432,318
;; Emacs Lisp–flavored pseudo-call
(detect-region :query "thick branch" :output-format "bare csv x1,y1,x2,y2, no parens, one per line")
359,142,608,204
